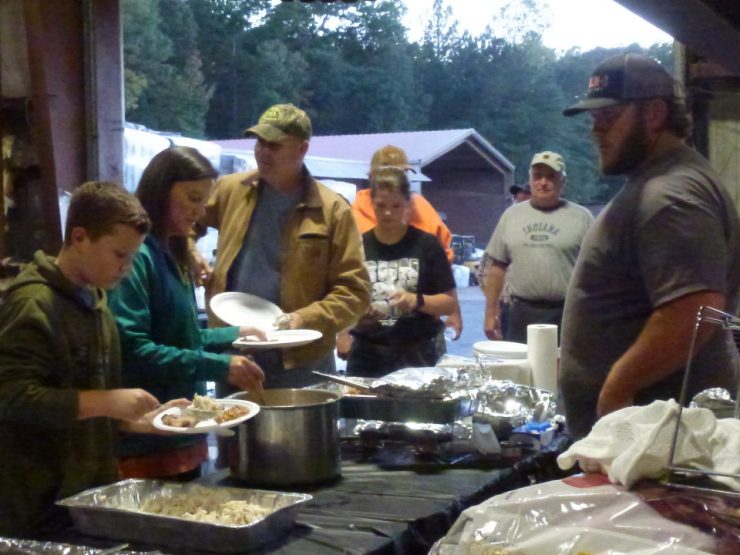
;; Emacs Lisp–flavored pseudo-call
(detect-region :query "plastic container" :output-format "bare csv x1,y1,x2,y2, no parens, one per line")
473,341,532,386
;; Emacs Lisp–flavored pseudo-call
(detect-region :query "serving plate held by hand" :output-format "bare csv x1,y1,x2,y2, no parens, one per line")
153,398,260,434
210,292,283,329
233,329,322,350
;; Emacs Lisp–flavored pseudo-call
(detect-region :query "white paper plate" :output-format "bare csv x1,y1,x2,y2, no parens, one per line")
233,329,323,349
209,292,283,329
153,398,260,434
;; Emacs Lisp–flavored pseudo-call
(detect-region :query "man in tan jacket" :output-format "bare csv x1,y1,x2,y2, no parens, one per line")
202,104,370,388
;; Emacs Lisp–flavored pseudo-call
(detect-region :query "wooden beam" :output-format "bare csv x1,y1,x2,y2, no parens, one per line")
23,0,85,252
84,0,124,182
614,0,740,75
20,0,123,254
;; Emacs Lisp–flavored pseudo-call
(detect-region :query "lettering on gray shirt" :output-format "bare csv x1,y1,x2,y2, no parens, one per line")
485,200,593,301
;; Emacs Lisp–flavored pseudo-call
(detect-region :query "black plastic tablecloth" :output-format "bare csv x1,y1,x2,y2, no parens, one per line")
193,435,569,554
44,435,571,555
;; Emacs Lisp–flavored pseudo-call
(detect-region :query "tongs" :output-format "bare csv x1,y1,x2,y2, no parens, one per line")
312,371,375,394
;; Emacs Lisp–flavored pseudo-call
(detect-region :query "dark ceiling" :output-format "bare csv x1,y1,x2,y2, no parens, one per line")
615,0,740,75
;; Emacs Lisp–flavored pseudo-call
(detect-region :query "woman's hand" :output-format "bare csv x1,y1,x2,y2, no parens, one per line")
227,355,265,392
238,326,267,340
444,309,463,340
388,290,416,313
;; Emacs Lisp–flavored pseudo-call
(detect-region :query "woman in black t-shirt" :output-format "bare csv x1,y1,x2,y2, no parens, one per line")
344,167,456,377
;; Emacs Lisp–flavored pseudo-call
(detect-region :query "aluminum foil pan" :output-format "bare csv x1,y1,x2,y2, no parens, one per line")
352,419,455,442
0,538,162,554
690,388,738,419
56,479,311,554
473,380,557,437
370,367,458,398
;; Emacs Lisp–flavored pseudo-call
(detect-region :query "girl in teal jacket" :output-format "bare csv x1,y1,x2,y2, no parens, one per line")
109,146,264,480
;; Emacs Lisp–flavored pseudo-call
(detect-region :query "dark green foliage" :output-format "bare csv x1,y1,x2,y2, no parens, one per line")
121,0,672,202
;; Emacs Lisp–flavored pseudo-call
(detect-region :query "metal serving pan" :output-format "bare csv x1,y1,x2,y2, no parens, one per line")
57,479,311,553
339,394,474,424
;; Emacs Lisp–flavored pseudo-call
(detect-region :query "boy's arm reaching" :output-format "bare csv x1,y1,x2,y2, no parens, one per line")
78,388,159,421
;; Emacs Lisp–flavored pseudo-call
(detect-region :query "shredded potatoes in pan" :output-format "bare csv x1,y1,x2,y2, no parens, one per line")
141,486,271,526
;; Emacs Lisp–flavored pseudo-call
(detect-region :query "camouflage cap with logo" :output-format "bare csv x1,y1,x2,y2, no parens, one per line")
244,103,312,141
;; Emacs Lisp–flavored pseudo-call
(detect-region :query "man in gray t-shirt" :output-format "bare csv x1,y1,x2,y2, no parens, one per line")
483,151,593,343
560,53,740,439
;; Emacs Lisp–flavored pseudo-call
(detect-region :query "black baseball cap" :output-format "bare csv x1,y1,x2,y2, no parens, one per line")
563,53,680,116
509,184,531,195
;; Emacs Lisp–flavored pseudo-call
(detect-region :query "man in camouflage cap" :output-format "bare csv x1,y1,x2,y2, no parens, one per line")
201,103,370,388
245,103,312,142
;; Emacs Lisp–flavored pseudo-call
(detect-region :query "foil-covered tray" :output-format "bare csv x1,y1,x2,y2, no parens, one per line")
56,479,311,553
474,380,558,439
690,387,738,419
334,368,476,424
0,537,161,554
339,394,474,423
370,367,458,398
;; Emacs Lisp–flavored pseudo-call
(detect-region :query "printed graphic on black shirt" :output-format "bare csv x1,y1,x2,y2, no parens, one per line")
367,258,418,325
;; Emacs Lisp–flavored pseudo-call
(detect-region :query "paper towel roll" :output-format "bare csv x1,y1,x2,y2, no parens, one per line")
527,324,558,397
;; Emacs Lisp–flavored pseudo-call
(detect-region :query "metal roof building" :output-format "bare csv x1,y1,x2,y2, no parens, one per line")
214,129,515,246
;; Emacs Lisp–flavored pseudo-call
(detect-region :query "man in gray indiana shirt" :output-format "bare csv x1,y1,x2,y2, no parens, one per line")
483,151,593,344
560,53,740,439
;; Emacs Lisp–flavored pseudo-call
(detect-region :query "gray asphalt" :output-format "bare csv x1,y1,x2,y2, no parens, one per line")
445,285,487,358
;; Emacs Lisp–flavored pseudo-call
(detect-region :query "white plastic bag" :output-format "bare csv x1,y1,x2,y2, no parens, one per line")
430,476,717,555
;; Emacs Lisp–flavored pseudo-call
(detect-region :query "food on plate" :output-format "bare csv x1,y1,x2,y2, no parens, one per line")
344,386,367,396
191,393,222,412
241,335,278,342
215,404,249,423
140,486,271,525
159,394,251,429
161,414,197,428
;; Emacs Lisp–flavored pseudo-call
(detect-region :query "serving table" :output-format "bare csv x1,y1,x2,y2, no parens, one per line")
40,435,570,554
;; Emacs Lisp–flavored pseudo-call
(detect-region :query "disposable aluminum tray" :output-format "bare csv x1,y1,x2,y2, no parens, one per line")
339,394,474,423
56,479,311,553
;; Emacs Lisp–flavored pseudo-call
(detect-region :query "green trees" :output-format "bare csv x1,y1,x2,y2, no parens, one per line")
121,0,672,203
123,0,213,137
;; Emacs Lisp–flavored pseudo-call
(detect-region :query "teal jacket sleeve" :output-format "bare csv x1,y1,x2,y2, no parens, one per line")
200,326,240,351
109,252,231,384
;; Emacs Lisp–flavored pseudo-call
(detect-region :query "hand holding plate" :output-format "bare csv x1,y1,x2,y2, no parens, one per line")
238,325,267,340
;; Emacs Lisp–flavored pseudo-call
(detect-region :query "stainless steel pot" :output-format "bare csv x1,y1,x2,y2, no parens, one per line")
226,389,341,487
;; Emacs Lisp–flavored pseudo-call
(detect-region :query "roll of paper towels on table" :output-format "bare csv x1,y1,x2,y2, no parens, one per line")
527,324,558,397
